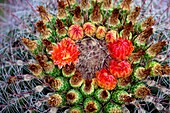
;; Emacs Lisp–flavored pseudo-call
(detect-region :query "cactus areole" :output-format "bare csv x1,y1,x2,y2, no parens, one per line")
23,0,169,112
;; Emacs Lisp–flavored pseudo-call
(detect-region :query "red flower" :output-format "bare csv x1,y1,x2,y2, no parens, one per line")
68,24,84,40
108,38,134,60
96,68,117,90
109,60,132,78
51,38,80,69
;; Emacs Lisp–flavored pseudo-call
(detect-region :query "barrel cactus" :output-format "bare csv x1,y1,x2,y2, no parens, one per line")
0,0,170,113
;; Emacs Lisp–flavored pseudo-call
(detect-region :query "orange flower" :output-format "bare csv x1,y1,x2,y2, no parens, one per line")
109,60,132,78
83,22,96,36
51,38,80,69
68,24,84,40
96,26,106,39
108,38,134,60
105,30,118,43
96,68,117,90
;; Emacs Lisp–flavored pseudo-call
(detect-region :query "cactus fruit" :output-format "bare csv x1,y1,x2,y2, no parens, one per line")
104,103,122,113
94,89,111,103
112,90,133,104
66,89,83,104
131,82,150,98
83,98,101,113
70,106,84,113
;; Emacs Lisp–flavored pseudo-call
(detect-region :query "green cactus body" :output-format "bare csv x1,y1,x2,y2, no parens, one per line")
84,98,101,113
146,61,162,76
94,89,111,103
104,103,122,113
66,89,83,104
70,106,84,113
112,90,129,104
